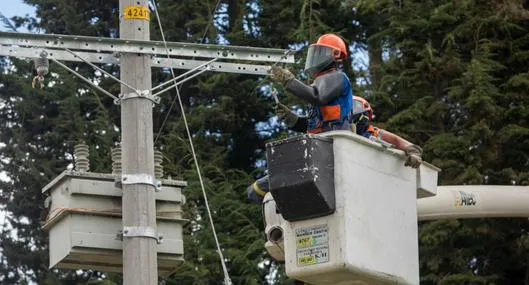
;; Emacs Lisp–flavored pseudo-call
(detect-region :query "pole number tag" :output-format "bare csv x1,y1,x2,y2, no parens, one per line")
124,6,150,21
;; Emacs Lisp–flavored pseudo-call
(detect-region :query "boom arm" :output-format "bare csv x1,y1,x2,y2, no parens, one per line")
418,185,529,221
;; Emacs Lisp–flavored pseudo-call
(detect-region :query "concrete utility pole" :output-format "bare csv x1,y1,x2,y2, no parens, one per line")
119,0,157,284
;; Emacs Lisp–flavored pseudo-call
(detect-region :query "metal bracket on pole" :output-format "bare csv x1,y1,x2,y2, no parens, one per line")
119,90,161,105
369,136,394,150
116,226,164,244
121,174,162,191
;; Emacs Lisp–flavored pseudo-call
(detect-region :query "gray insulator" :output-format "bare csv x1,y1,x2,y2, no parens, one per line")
154,150,163,179
34,56,49,76
74,142,90,172
111,146,122,175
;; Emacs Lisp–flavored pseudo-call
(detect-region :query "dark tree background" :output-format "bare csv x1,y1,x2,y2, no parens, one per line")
1,0,529,284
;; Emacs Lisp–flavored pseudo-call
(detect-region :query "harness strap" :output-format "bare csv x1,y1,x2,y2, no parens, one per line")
367,125,379,138
252,181,267,197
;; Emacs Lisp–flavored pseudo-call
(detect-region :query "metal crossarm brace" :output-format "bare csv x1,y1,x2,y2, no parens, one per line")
1,46,276,76
0,31,295,76
0,31,294,62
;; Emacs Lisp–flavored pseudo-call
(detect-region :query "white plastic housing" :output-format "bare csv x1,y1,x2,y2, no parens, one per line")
263,193,287,262
42,171,187,276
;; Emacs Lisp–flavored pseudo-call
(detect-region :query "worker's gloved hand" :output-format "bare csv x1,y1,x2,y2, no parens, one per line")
269,66,294,86
350,122,357,134
404,144,422,168
275,103,298,128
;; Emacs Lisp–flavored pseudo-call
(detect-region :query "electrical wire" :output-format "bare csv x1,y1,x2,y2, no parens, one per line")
151,1,232,284
153,0,222,145
51,58,120,102
199,0,223,44
150,58,218,92
63,48,138,93
151,66,213,98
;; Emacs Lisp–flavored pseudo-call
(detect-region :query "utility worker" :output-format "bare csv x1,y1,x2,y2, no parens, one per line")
269,33,353,133
275,95,423,167
349,96,423,168
247,96,424,204
277,95,423,168
247,33,353,204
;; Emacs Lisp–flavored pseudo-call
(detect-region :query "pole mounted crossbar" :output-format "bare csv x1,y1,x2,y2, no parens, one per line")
0,31,295,76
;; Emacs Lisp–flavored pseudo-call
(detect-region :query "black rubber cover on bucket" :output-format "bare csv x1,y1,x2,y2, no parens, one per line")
265,134,335,222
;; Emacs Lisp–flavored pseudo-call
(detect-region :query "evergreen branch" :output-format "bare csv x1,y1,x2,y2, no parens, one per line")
0,12,17,32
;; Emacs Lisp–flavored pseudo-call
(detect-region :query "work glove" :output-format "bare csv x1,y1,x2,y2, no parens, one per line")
350,123,357,134
404,144,423,168
275,103,299,128
269,66,294,86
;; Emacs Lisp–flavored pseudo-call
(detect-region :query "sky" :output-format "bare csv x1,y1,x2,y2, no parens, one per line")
0,0,36,31
1,0,35,19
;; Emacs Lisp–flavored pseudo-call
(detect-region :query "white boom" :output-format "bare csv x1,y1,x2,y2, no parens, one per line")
418,185,529,221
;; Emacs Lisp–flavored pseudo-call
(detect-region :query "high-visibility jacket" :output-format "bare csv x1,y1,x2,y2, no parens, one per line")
285,70,352,134
248,70,354,204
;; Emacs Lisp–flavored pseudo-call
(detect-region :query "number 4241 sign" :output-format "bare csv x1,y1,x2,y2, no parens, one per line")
124,6,150,21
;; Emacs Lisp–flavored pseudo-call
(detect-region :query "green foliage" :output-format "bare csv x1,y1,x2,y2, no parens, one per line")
3,0,529,284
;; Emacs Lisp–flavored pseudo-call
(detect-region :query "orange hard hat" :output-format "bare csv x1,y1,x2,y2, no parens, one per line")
352,96,373,121
313,34,348,60
304,33,349,76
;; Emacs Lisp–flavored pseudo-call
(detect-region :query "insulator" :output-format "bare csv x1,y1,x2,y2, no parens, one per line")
34,53,49,76
74,142,90,172
111,146,122,175
154,150,163,179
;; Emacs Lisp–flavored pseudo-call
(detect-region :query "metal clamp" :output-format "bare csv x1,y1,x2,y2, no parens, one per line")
118,90,161,105
369,136,393,149
121,174,162,191
116,226,164,244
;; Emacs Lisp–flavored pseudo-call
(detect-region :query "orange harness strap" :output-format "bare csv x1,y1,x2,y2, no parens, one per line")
367,125,380,138
319,105,341,122
307,128,323,134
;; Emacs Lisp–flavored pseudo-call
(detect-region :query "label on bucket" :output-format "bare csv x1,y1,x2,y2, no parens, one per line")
295,224,329,266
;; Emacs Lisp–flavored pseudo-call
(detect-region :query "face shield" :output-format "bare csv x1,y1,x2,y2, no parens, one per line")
304,45,335,76
351,99,370,124
352,99,366,116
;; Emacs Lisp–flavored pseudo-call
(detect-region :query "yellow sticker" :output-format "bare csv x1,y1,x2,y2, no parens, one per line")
298,256,316,266
296,237,313,248
124,6,150,21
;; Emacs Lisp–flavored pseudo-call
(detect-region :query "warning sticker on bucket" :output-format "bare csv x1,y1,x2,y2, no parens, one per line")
295,224,329,266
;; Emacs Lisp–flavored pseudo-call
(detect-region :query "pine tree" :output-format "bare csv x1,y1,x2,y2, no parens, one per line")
5,0,529,284
352,0,529,283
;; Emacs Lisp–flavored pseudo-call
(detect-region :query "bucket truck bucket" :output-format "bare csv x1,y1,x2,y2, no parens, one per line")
263,131,440,285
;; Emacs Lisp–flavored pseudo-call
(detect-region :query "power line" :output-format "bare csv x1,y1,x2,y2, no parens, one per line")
200,0,223,44
150,1,232,285
153,0,222,145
